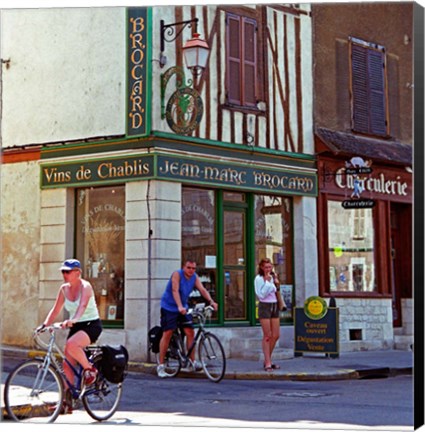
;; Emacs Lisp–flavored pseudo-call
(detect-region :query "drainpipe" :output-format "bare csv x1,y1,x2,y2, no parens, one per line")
146,171,153,362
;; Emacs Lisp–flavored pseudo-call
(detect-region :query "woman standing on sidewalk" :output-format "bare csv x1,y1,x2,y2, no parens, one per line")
254,258,281,372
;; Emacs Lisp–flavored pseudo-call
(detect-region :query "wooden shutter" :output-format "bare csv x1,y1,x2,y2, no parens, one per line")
227,14,241,105
243,17,257,107
368,49,387,135
226,13,257,107
351,41,387,136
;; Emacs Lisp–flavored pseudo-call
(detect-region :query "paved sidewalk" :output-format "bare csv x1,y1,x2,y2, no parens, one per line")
133,349,413,381
2,345,413,382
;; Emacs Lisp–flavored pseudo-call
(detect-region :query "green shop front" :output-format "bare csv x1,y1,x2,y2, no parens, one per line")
40,142,317,356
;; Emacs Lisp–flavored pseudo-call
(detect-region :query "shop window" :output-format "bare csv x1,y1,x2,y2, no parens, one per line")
223,209,246,320
327,200,376,292
350,37,388,137
75,186,125,325
226,13,258,108
182,188,217,306
254,195,294,318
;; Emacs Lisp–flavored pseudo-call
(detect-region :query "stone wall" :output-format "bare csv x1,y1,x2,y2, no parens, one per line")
336,298,393,351
124,180,182,362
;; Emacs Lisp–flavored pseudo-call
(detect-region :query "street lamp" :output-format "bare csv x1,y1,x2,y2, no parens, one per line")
182,33,210,77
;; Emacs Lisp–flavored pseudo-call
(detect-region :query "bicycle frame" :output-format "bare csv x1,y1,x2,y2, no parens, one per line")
172,305,213,366
173,325,205,367
35,326,101,400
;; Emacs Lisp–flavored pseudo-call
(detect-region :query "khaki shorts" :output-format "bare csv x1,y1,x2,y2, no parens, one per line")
258,302,280,319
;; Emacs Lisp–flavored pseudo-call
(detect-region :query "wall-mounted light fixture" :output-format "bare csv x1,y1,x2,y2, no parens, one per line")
159,18,209,135
159,18,209,76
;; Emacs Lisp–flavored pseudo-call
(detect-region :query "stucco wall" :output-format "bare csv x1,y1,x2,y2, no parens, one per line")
0,7,126,147
1,161,41,345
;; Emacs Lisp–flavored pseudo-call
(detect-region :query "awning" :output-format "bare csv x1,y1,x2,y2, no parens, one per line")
315,127,412,167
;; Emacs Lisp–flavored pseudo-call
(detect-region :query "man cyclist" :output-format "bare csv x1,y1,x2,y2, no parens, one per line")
157,258,218,378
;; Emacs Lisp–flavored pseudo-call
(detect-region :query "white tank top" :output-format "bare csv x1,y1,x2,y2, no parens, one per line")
63,286,100,322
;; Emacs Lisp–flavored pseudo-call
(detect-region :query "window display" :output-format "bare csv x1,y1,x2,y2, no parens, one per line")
182,188,217,306
327,200,376,292
254,195,294,319
75,186,125,323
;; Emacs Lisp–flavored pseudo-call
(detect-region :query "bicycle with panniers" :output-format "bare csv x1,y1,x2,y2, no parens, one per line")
149,303,226,383
3,323,128,423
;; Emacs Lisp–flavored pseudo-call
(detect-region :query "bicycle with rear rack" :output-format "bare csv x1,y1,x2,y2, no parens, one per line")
3,323,125,423
156,303,226,383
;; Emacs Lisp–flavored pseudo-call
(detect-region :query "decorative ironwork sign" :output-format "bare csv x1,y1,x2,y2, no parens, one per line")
127,7,149,136
166,87,203,135
161,66,204,135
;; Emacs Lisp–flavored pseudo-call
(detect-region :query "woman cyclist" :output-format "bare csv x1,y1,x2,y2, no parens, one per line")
38,259,102,409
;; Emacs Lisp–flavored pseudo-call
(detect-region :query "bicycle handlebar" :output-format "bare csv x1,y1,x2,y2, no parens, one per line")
34,322,63,335
33,323,64,350
187,304,214,320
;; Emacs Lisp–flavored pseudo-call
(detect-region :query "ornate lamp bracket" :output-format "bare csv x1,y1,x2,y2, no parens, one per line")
160,18,199,67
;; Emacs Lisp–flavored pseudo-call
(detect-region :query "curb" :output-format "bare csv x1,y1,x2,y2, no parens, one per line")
127,361,412,381
128,362,361,381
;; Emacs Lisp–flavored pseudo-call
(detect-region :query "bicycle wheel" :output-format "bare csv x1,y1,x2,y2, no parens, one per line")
82,377,123,421
4,359,64,423
198,332,226,383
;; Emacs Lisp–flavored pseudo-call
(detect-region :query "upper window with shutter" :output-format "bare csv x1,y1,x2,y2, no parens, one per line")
226,13,258,108
350,37,389,137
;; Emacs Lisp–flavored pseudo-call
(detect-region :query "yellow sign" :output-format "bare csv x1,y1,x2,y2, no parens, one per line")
304,296,328,320
334,246,343,258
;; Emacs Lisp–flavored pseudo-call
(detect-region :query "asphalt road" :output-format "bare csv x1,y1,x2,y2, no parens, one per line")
2,358,414,432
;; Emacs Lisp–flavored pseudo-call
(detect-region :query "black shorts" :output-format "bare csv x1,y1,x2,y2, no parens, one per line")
258,302,280,319
160,308,194,331
67,319,102,343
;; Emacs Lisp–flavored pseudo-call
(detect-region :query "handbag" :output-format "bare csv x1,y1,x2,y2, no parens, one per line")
276,289,287,311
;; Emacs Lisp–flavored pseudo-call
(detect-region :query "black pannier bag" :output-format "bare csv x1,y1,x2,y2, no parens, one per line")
148,326,163,353
100,345,129,383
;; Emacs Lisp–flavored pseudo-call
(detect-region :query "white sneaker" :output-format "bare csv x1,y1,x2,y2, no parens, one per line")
157,364,167,378
192,360,202,371
182,360,202,372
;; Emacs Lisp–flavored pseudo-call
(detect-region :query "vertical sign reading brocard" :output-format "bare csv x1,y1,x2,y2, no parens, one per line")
127,7,149,136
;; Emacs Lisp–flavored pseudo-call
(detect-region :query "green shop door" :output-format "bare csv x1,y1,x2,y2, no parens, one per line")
223,208,248,321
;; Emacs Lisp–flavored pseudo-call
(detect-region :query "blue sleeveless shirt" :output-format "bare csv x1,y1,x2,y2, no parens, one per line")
160,269,197,312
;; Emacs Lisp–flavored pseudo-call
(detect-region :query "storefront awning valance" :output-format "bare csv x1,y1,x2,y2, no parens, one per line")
315,127,412,167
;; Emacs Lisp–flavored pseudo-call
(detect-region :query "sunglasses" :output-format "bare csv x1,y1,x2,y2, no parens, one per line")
186,266,196,270
61,270,74,274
